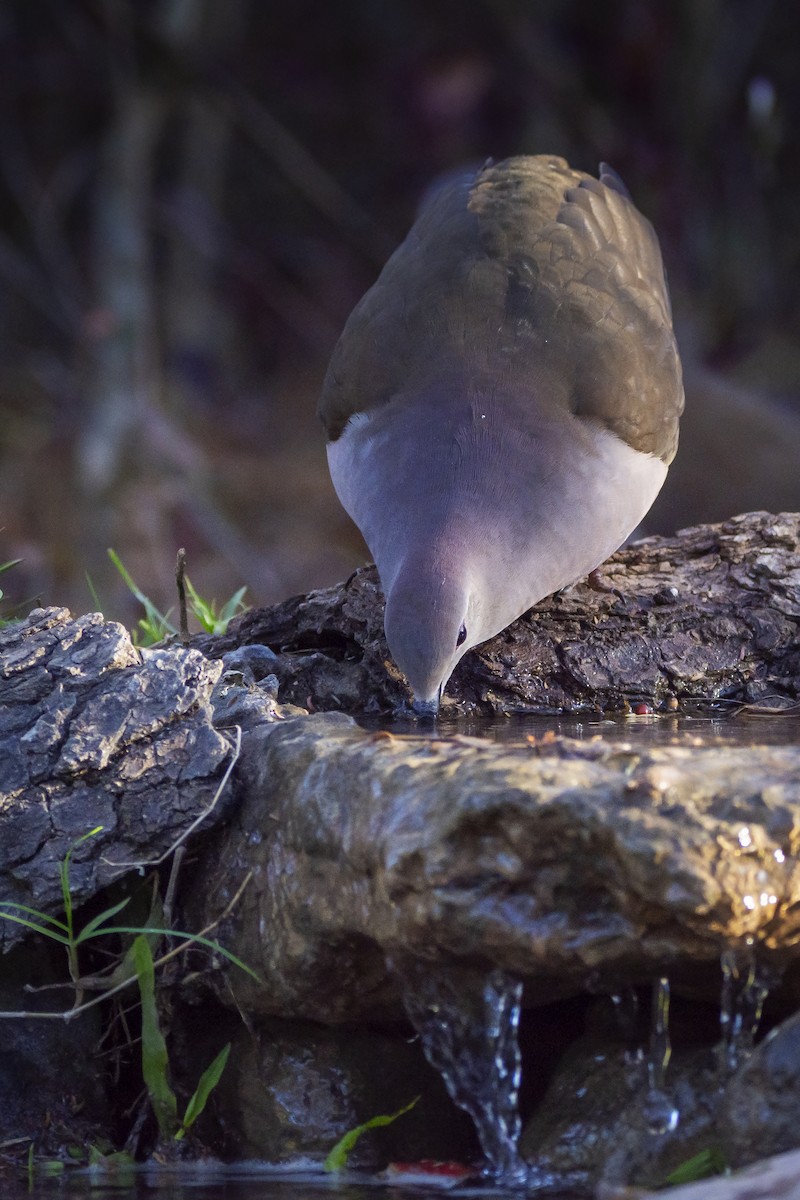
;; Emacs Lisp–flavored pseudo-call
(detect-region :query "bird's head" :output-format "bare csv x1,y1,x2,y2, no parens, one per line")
383,560,478,714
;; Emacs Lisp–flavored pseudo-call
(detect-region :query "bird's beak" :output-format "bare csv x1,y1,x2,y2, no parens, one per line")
412,686,442,717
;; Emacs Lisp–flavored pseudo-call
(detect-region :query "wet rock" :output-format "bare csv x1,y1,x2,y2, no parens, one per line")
522,992,800,1190
718,1009,800,1167
187,712,800,1024
178,1015,476,1164
605,1145,800,1199
196,512,800,714
520,1032,721,1192
3,522,800,1176
0,607,232,951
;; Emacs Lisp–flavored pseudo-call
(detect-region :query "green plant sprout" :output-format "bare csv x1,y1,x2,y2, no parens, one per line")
0,827,259,1017
662,1146,728,1186
134,936,231,1140
1,828,255,1161
0,826,124,1006
183,576,247,635
324,1096,420,1172
107,550,177,645
107,548,247,643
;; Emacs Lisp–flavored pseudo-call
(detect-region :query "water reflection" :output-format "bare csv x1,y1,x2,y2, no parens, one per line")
360,708,800,748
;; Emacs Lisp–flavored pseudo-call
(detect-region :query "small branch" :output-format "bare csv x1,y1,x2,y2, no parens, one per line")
163,845,186,930
176,546,189,643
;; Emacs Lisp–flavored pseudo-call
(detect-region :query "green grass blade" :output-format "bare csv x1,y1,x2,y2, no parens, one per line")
217,587,248,625
92,927,261,981
0,909,71,944
0,902,70,933
184,576,247,634
323,1096,419,1172
74,897,131,944
59,855,73,941
85,570,103,612
60,827,105,943
184,577,212,630
87,1145,137,1176
107,549,150,607
663,1146,728,1185
107,549,177,642
132,935,178,1139
175,1043,231,1140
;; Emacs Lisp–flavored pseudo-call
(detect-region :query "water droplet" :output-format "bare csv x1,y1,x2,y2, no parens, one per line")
647,977,671,1094
719,944,774,1070
643,977,679,1134
738,827,752,848
642,1089,679,1134
610,986,640,1041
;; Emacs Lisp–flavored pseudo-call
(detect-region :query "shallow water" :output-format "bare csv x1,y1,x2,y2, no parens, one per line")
8,1164,585,1200
363,707,800,748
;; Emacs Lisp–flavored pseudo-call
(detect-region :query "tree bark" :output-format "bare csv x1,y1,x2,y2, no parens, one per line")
0,607,232,952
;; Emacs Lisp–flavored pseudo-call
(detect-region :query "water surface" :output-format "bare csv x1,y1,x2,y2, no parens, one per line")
10,1164,585,1200
364,707,800,748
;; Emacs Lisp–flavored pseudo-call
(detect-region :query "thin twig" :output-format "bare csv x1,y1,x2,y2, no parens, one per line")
176,547,189,643
163,845,186,931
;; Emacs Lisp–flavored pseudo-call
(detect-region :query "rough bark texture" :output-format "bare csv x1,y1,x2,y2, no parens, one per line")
0,606,232,951
196,511,800,714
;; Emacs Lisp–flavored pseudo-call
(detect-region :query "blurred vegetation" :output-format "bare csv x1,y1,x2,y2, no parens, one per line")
0,0,797,625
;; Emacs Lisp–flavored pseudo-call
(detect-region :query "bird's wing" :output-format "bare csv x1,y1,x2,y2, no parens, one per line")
319,155,683,463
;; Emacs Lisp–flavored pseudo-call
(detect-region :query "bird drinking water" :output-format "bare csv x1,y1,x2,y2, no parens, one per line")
319,155,684,712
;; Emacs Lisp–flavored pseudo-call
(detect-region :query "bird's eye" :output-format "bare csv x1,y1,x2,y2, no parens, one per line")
456,624,467,647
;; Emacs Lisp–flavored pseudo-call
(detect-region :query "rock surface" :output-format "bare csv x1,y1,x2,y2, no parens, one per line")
188,711,800,1024
197,511,800,714
606,1145,800,1200
171,1012,477,1164
0,607,233,951
521,1032,721,1191
719,1008,800,1166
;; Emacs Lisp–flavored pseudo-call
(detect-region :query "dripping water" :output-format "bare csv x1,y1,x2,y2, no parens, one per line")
391,958,529,1183
719,941,774,1071
610,985,640,1042
642,976,678,1134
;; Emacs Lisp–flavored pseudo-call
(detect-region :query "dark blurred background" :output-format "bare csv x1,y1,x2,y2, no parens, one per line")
1,0,798,628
